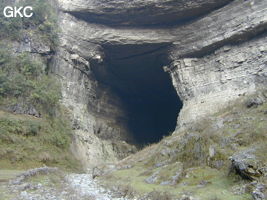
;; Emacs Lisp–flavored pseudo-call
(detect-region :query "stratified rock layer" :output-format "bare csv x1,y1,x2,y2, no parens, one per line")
54,0,267,167
58,0,233,26
168,35,267,127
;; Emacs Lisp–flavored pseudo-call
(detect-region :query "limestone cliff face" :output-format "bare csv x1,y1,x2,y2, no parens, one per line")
57,0,233,26
54,0,267,167
53,36,136,168
169,36,267,128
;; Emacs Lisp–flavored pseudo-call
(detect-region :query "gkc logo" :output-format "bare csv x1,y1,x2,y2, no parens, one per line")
3,6,33,18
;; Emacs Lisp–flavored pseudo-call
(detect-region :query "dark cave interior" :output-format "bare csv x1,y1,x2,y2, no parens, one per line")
94,44,183,146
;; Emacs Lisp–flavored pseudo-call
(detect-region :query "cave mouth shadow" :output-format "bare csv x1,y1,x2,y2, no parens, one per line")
94,45,183,147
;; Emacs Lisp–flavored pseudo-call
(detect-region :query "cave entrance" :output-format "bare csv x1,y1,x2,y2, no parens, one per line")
95,44,183,146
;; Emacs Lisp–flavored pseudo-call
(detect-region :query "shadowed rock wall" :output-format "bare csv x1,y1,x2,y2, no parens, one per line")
53,0,267,167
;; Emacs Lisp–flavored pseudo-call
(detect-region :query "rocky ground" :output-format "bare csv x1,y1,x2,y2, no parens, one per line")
97,90,267,200
0,91,267,200
0,167,130,200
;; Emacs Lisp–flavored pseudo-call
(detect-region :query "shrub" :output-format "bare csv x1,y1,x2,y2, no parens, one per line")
0,9,23,39
31,76,61,115
0,1,78,170
0,47,61,116
0,117,42,137
0,0,58,47
0,107,80,169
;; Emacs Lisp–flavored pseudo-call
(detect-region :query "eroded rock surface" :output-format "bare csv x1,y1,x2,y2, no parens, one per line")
168,35,267,127
58,0,233,26
53,0,267,167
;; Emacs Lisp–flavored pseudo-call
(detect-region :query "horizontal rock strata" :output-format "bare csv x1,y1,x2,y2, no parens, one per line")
54,0,267,166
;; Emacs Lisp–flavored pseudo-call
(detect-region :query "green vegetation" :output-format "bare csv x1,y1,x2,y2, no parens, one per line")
103,165,251,200
100,91,267,199
0,169,65,200
0,47,60,115
0,1,81,171
0,170,23,200
0,49,81,170
0,110,81,171
0,0,58,48
0,169,23,182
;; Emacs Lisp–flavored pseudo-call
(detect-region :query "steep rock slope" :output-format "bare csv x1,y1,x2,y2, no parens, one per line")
0,0,81,171
169,35,267,128
54,0,267,168
100,91,267,199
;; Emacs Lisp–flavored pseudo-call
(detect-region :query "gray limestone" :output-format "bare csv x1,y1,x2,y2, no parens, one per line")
52,0,267,167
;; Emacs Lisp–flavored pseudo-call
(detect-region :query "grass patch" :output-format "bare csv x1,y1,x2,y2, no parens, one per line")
0,170,24,182
102,165,251,199
0,48,61,116
0,0,81,173
27,170,66,189
100,91,267,199
0,111,82,171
